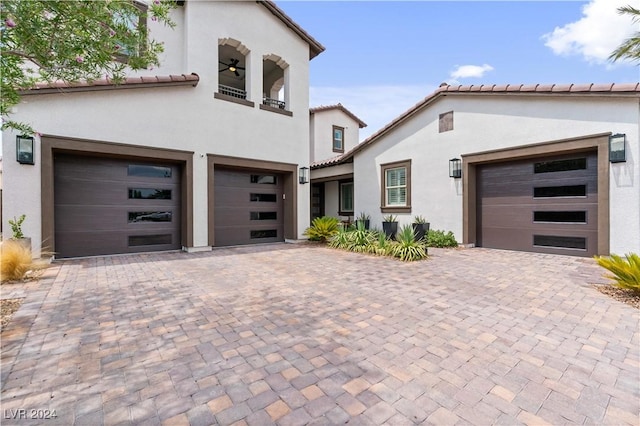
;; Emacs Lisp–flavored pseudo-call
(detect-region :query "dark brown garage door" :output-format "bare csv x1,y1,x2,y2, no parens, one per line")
477,152,597,257
54,154,181,258
214,168,284,246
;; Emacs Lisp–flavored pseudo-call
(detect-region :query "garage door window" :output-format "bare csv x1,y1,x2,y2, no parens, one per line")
250,212,277,220
128,164,172,178
251,230,277,239
251,193,277,202
533,185,586,198
129,188,172,199
251,175,277,184
534,158,586,173
129,234,172,246
129,211,172,222
533,211,586,223
533,235,586,250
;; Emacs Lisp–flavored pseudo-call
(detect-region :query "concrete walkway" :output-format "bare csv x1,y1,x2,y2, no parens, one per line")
1,245,638,425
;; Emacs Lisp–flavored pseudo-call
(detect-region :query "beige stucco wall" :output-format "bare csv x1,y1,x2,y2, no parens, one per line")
2,1,314,255
354,94,640,254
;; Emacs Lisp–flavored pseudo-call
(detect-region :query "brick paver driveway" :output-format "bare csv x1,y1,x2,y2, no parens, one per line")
1,245,638,425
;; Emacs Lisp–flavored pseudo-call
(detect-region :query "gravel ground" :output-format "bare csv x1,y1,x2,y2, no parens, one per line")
594,285,640,309
1,298,24,329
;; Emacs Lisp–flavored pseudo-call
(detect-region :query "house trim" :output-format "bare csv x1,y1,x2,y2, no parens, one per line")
214,92,255,108
40,135,195,255
259,104,293,116
207,154,298,246
461,132,610,255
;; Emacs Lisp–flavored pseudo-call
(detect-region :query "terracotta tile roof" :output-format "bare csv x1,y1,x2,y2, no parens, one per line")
259,1,325,59
19,73,200,95
310,103,367,128
311,154,351,169
309,82,640,169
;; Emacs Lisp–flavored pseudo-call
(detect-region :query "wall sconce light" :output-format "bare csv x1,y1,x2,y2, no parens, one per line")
449,158,461,178
299,166,309,184
609,133,626,163
16,135,35,165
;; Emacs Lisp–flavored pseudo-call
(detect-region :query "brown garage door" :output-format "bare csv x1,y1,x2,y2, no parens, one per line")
477,152,597,257
214,168,284,246
54,154,181,258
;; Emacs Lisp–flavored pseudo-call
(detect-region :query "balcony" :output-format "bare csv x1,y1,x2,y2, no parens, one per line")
262,97,285,110
218,84,246,99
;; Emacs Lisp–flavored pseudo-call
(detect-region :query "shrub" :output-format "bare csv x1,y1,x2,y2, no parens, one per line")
390,225,428,261
595,253,640,293
1,240,49,282
8,214,26,239
426,229,458,248
304,216,340,242
328,221,376,252
369,232,392,256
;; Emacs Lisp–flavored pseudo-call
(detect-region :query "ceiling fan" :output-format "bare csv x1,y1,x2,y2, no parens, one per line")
219,58,245,76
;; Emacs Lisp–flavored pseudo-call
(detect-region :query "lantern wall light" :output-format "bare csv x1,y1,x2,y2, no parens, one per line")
299,166,309,184
16,135,35,165
449,158,461,178
609,133,626,163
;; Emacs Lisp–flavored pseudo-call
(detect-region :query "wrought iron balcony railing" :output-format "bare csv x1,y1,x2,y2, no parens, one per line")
263,97,286,110
218,84,247,99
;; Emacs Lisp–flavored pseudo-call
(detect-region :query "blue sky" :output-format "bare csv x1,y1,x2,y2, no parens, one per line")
278,0,640,140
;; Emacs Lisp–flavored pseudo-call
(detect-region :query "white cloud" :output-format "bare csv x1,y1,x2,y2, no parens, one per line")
450,64,494,80
310,85,436,141
542,0,637,65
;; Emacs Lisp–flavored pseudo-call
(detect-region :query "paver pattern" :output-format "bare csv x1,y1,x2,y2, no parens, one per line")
1,245,638,425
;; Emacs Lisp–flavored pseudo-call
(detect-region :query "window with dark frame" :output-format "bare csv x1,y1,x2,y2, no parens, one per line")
339,181,354,215
380,160,411,213
332,126,344,153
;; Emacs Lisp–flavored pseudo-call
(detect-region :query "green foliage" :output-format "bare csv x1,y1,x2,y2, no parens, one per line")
369,232,392,256
609,5,640,63
329,221,375,252
390,225,428,261
426,229,458,248
1,0,176,132
8,214,25,239
304,216,340,242
357,212,370,221
413,215,428,224
595,253,640,293
383,214,397,223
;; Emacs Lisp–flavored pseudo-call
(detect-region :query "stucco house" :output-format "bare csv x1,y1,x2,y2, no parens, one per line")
309,104,366,222
2,0,324,258
313,83,640,257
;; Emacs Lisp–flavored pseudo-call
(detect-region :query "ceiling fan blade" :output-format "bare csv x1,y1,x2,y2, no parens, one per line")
236,66,245,70
234,69,240,77
219,67,229,73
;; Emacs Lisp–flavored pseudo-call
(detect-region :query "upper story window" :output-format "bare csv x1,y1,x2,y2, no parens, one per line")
114,1,147,63
333,126,344,153
381,160,411,213
261,54,291,116
217,38,250,104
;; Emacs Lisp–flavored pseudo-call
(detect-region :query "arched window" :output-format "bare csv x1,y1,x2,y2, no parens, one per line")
262,54,288,110
218,38,250,100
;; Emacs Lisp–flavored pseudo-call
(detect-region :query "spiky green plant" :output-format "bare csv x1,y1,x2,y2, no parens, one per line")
390,225,428,262
369,232,392,256
328,226,350,249
595,253,640,293
304,216,340,242
346,220,376,252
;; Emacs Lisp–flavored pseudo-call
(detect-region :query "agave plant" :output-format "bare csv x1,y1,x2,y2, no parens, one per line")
595,253,640,293
390,225,428,262
304,216,340,242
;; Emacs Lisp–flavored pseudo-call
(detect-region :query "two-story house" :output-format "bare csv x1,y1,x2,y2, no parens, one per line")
2,0,324,258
